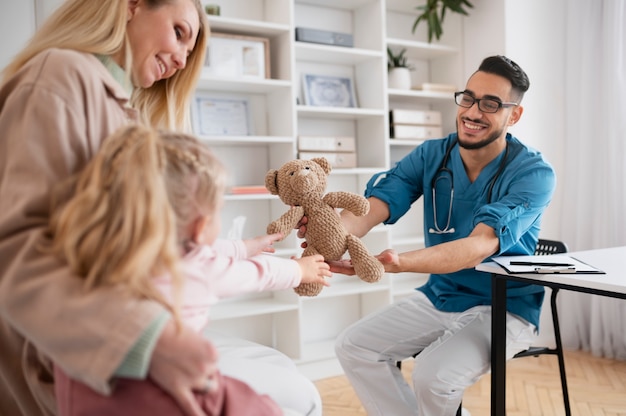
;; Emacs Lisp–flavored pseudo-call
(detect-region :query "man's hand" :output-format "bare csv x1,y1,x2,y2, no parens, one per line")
296,216,308,249
327,259,355,275
328,249,400,275
376,249,401,273
149,320,219,416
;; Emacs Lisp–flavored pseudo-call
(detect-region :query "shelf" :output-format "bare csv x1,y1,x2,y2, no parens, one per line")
389,139,424,147
199,135,294,145
386,37,458,59
224,193,276,202
207,15,290,38
295,42,382,65
196,75,291,93
297,105,385,119
388,88,455,100
329,167,386,175
302,278,391,299
385,0,421,14
296,0,379,10
211,297,298,321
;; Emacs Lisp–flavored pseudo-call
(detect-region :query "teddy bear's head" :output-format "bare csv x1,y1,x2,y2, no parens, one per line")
265,157,331,206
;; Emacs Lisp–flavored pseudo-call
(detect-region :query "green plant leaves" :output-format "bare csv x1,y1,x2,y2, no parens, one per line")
387,47,414,70
412,0,473,43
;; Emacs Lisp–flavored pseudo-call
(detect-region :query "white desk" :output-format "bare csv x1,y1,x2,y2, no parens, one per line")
476,246,626,416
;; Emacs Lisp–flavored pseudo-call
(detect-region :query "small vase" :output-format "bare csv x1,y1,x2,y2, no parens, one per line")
388,67,412,90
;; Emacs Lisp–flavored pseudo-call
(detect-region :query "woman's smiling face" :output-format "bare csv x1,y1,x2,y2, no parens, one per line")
125,0,200,88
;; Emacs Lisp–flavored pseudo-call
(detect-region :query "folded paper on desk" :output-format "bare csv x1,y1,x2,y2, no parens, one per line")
492,255,605,274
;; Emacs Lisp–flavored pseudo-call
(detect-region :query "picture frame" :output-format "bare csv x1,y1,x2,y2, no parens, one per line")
205,32,270,79
191,92,253,137
302,73,358,108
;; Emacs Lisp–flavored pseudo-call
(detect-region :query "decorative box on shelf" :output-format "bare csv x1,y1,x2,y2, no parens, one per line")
389,109,443,140
389,109,442,126
390,125,443,140
298,136,356,153
298,151,357,168
297,135,357,168
295,27,353,48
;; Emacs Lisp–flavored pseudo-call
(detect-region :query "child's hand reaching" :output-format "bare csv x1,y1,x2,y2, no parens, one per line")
294,254,332,287
243,233,283,257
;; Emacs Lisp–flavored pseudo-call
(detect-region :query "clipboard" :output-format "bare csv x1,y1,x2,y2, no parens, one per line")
491,255,605,274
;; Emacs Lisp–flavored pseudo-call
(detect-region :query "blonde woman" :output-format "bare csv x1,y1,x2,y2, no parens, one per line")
0,1,216,415
0,1,325,416
48,124,330,416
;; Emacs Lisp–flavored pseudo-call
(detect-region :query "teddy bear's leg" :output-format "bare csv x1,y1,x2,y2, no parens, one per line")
293,247,325,297
345,235,385,283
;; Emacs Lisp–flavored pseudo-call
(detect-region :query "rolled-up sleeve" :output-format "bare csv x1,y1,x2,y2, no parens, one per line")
474,150,556,254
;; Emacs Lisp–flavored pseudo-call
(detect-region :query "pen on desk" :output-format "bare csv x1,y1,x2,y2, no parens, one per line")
509,261,575,267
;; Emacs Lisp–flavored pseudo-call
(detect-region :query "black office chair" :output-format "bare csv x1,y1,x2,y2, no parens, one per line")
396,239,571,416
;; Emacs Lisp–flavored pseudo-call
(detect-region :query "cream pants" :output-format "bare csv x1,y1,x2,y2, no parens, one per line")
335,291,537,416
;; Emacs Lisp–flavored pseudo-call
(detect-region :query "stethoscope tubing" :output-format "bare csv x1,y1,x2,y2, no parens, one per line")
429,139,510,234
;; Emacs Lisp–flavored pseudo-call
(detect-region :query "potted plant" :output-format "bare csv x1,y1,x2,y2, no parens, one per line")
412,0,474,43
387,47,414,90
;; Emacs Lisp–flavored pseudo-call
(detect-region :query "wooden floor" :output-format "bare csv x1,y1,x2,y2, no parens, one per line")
315,349,626,416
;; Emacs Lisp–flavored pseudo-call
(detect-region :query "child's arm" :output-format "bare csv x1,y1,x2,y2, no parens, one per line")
242,233,283,257
211,233,281,260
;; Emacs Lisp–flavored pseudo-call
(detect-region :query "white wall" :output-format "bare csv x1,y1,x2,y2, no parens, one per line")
0,0,37,70
504,0,566,240
459,0,565,240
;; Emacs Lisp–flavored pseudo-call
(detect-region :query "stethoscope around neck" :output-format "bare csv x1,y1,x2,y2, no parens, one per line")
429,139,510,234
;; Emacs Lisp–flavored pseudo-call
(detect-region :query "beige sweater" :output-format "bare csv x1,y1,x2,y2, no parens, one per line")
0,49,165,416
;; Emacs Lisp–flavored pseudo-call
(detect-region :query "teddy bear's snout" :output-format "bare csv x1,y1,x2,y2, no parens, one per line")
297,167,312,176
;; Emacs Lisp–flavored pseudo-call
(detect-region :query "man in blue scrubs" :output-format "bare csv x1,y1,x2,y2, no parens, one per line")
332,56,556,415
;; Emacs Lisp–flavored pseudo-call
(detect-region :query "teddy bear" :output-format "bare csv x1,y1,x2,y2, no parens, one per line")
264,157,385,296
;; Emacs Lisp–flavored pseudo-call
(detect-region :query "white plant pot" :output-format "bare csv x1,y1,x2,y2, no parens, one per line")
388,67,412,90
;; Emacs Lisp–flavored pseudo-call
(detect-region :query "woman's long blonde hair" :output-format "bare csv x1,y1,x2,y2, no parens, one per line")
1,0,209,130
49,124,226,315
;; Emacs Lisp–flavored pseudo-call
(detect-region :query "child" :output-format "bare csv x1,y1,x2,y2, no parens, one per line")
48,124,331,415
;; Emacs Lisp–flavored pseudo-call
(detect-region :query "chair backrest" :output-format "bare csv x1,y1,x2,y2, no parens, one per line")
534,239,568,255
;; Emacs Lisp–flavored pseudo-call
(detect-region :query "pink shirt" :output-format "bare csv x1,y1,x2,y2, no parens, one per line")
155,240,302,332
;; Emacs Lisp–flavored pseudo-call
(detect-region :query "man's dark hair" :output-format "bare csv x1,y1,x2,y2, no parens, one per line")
478,55,530,100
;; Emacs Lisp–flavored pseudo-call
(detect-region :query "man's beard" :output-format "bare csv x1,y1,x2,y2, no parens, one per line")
456,120,504,150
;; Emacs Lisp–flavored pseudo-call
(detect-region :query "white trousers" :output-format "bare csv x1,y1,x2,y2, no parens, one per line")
205,330,322,416
335,292,536,416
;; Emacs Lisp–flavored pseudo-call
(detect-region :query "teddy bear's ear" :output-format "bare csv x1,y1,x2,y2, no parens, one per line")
312,157,332,175
265,169,280,195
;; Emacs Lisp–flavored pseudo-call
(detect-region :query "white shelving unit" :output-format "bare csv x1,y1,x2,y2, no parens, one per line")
198,0,466,380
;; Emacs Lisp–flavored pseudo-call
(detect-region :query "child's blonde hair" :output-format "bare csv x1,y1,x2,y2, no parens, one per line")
49,124,226,314
1,0,209,130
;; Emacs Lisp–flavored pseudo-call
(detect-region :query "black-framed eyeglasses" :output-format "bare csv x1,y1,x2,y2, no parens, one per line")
454,91,518,113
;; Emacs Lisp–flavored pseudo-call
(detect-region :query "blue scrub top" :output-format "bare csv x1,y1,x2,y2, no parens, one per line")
365,133,556,328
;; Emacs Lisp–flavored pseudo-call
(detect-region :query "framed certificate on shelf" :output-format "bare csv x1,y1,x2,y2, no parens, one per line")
205,32,270,79
302,73,358,108
192,93,253,136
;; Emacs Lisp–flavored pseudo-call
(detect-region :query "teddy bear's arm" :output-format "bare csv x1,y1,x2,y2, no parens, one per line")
267,205,306,239
323,192,369,217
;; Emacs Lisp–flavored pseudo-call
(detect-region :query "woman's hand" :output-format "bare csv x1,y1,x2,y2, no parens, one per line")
149,320,219,416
